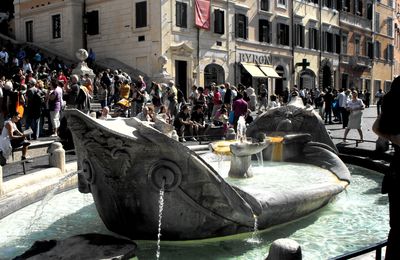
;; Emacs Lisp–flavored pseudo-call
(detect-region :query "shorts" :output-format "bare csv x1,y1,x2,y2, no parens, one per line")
11,138,30,149
50,111,60,129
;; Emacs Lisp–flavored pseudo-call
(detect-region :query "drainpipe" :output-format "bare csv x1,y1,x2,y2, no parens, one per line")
291,0,295,88
197,27,200,85
319,0,322,89
83,0,88,50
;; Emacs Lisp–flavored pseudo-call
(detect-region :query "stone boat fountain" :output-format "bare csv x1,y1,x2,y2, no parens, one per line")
65,96,350,241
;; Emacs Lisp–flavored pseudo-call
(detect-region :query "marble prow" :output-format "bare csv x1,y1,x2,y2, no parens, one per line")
65,109,261,240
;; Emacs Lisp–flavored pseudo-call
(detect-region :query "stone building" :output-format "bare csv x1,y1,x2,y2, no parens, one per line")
338,0,374,94
372,0,395,99
13,0,395,101
394,0,400,78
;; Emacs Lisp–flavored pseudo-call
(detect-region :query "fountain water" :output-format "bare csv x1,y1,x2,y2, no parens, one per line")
27,170,80,231
156,178,166,260
246,215,261,244
236,116,247,142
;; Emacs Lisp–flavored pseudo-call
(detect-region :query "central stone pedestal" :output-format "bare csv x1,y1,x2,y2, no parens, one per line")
229,142,269,178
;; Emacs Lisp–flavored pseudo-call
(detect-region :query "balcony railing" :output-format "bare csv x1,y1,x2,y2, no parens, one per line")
341,54,372,69
340,12,372,30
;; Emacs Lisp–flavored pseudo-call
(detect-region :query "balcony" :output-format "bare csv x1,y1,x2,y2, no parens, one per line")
340,12,372,31
341,54,372,70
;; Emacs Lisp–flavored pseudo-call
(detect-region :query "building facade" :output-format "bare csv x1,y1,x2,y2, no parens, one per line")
13,0,395,100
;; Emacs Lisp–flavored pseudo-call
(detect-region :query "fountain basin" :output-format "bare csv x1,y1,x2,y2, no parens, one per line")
65,110,350,240
0,164,388,259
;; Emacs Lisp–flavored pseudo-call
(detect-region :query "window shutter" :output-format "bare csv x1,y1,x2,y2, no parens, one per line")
244,16,248,39
259,20,264,42
183,3,187,28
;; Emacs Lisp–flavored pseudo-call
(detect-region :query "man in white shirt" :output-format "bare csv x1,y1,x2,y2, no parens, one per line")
337,88,349,128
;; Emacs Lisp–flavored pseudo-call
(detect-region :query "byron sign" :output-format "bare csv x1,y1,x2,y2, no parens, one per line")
238,52,272,65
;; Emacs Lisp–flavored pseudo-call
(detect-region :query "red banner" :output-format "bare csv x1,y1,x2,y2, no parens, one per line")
195,0,211,29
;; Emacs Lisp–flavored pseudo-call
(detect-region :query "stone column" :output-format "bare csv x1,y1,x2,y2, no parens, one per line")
48,142,66,174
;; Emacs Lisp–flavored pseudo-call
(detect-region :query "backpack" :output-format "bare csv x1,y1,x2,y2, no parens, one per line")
75,87,88,106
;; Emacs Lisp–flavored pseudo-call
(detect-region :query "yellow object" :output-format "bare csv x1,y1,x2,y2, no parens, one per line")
117,98,131,108
210,140,239,156
268,136,284,161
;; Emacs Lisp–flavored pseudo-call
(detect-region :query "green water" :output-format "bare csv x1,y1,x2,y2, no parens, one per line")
0,164,389,259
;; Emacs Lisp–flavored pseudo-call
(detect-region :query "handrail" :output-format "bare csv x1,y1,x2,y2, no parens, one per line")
329,240,387,260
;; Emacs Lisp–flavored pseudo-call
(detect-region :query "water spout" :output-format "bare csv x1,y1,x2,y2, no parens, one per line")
27,170,80,231
236,116,247,143
246,215,261,244
156,177,166,260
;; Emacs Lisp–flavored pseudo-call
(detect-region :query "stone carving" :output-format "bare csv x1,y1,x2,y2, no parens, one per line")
72,49,95,79
66,109,350,240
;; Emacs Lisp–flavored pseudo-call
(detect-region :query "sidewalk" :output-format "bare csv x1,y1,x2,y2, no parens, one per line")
324,106,379,151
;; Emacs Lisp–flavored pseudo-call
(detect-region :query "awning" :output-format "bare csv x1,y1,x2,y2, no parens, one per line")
259,64,281,78
241,62,267,78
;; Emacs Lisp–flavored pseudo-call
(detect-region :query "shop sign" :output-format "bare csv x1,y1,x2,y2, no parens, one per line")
238,52,272,65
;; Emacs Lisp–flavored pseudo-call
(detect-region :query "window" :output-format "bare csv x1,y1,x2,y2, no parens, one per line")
384,81,391,92
375,41,381,58
387,17,393,37
355,36,360,55
386,44,394,61
214,9,224,34
52,14,61,39
278,0,286,6
388,0,394,8
259,19,271,43
26,21,33,42
342,34,348,54
309,28,319,50
325,32,334,52
344,0,351,11
374,80,381,93
176,1,187,28
367,3,373,20
136,1,147,28
354,0,362,15
375,12,380,33
366,40,374,58
324,0,334,8
260,0,269,11
86,10,99,35
295,24,305,47
335,34,341,54
277,23,289,46
235,14,248,39
365,79,371,91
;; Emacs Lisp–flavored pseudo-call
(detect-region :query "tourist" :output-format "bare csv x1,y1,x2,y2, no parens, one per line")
372,76,400,260
136,105,154,122
267,95,280,109
99,106,111,120
22,59,33,74
323,88,334,124
174,105,195,142
131,83,145,116
97,82,108,109
190,105,206,138
232,92,248,131
343,91,364,142
119,77,130,100
25,78,44,140
167,80,178,118
211,85,222,120
48,80,63,137
375,88,385,116
223,82,233,109
157,105,171,124
188,85,198,106
364,89,371,108
257,83,268,113
150,82,162,113
245,85,257,111
337,88,350,128
0,111,31,164
64,74,80,108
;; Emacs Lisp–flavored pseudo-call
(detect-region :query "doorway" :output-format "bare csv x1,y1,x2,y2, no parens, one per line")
175,60,188,99
204,64,225,87
322,65,332,89
275,65,285,96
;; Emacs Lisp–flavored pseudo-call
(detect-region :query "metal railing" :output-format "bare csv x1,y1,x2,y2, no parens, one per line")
329,240,387,260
